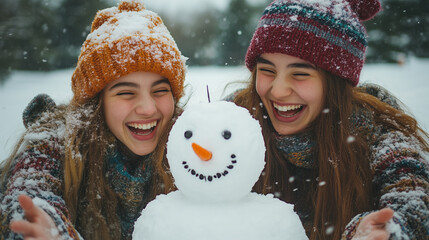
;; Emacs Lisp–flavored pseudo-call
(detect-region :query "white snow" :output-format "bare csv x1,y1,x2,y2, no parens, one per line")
133,101,307,239
133,191,307,240
292,0,351,18
1,60,429,160
86,9,166,46
268,0,351,19
81,0,186,71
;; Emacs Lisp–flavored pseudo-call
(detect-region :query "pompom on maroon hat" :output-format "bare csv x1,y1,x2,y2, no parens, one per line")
245,0,381,86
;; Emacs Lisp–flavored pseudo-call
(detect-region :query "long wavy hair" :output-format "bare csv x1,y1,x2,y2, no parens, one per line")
233,68,429,240
1,93,177,239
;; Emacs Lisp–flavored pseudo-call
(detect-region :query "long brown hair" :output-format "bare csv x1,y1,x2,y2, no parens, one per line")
1,94,177,240
66,95,177,239
62,96,119,239
234,68,429,240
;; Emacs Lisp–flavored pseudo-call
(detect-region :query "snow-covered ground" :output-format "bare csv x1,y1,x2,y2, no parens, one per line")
1,59,429,160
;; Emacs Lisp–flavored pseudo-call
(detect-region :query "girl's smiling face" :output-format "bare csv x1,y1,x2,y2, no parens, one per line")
255,53,325,135
103,71,175,156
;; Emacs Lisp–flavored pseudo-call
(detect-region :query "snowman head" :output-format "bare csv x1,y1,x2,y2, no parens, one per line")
167,101,266,203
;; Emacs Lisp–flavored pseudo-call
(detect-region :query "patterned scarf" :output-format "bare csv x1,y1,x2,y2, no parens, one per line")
274,131,316,169
274,108,375,169
106,148,153,239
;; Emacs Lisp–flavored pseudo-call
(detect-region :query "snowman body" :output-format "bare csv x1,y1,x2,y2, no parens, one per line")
133,101,308,240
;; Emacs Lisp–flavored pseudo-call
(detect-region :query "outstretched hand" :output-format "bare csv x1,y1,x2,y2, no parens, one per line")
10,195,60,240
352,208,394,240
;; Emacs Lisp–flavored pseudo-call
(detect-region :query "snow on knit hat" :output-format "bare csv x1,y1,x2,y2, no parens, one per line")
245,0,381,86
71,0,187,104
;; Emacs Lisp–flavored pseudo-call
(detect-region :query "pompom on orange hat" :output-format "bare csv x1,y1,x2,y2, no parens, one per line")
71,0,187,104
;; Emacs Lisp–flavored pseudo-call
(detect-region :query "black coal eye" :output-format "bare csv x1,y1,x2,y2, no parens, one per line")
184,130,193,139
222,130,231,140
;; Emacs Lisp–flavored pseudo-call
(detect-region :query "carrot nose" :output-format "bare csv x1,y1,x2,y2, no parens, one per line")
192,143,212,161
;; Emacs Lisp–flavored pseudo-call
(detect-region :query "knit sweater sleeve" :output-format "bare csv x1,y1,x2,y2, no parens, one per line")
0,135,81,239
342,129,429,239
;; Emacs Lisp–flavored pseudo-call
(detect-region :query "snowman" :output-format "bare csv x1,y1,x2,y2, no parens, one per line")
133,101,308,240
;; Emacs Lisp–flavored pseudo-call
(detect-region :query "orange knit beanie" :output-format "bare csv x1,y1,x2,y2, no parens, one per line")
71,0,187,104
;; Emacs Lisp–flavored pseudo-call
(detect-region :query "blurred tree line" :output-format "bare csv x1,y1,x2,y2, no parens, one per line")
365,0,429,63
0,0,112,81
1,0,428,82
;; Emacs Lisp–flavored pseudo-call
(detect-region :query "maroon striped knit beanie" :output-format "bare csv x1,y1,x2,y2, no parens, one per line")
245,0,381,86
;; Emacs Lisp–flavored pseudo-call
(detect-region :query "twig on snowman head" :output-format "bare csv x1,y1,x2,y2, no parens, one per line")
206,85,211,103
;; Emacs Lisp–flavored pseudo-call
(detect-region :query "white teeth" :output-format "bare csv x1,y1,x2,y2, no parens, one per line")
128,121,157,130
273,103,302,111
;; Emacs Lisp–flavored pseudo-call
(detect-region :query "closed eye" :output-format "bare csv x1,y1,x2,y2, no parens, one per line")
116,92,134,96
293,73,310,76
153,88,171,96
154,89,170,93
257,67,275,74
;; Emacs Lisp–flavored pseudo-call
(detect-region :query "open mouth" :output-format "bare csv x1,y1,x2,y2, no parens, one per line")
273,103,304,118
127,121,157,136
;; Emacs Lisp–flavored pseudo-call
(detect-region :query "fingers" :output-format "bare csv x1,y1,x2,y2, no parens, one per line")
10,220,37,236
10,195,41,237
353,209,395,240
18,194,40,222
373,208,394,224
11,195,60,239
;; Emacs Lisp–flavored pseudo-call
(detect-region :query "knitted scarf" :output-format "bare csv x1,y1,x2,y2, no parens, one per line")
106,148,153,239
274,108,375,169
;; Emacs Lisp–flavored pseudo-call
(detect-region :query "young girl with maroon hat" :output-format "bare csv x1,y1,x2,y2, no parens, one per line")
0,0,186,239
232,0,429,239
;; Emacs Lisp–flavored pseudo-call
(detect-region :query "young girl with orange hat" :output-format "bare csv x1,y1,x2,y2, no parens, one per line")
0,0,186,239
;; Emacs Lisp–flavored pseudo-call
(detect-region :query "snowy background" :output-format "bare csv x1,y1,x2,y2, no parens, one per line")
1,58,429,160
145,0,266,15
